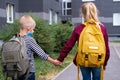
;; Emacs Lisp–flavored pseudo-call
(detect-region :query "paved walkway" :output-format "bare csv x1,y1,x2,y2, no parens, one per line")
52,42,120,80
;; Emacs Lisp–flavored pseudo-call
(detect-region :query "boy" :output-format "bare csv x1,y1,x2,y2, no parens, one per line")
18,15,60,80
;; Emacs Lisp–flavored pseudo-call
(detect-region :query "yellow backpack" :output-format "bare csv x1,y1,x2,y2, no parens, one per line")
76,20,106,80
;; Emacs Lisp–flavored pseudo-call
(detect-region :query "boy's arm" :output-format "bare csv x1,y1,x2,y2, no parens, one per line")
47,57,61,66
29,38,49,60
29,38,61,65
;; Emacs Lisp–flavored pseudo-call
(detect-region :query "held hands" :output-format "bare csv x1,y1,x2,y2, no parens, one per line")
47,57,62,66
53,59,62,66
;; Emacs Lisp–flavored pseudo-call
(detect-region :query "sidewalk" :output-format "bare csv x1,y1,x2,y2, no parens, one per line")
52,42,120,80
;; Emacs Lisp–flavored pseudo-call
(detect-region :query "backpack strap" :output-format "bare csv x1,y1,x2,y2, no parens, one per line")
77,23,87,54
4,72,7,80
25,63,30,80
77,65,80,80
76,23,88,80
100,65,104,80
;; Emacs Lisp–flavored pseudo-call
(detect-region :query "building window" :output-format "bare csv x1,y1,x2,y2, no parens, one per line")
6,3,14,23
62,0,72,16
55,0,59,2
49,9,53,25
113,13,120,26
113,0,120,1
82,0,95,2
54,12,58,24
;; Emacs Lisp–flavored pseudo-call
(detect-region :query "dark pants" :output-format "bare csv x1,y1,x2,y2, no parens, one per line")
80,66,101,80
17,72,35,80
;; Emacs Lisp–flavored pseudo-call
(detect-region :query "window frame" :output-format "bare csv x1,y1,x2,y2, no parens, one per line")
49,9,53,25
113,0,120,2
55,0,59,2
62,1,72,16
82,0,95,2
54,12,58,24
113,13,120,26
6,3,14,23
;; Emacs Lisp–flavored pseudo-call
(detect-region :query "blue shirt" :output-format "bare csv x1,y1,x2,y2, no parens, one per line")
22,35,49,72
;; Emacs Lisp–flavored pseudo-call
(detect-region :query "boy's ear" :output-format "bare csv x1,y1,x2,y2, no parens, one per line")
28,26,34,32
27,26,31,30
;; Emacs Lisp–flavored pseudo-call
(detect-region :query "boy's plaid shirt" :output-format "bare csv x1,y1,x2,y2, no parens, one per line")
22,35,49,72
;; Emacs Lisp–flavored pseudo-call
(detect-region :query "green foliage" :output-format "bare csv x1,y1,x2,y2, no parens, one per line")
0,17,73,54
0,20,19,41
33,17,73,53
52,23,73,52
33,18,55,53
0,49,3,80
0,64,4,80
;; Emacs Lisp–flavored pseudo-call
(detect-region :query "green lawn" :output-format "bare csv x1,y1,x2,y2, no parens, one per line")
35,53,75,80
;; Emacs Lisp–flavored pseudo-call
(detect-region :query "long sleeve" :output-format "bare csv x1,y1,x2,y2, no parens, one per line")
101,24,110,66
57,24,85,62
29,38,49,60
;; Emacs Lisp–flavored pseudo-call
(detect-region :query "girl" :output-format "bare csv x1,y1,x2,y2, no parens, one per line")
56,2,110,80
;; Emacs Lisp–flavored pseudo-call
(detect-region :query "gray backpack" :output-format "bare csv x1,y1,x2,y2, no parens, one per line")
1,35,30,80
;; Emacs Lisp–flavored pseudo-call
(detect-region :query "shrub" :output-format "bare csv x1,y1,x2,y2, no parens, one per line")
33,18,55,53
0,17,73,54
0,20,19,41
52,23,73,52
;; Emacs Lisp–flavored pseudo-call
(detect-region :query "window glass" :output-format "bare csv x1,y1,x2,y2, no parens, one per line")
49,9,53,25
113,13,120,26
54,12,58,24
6,4,14,23
62,1,71,16
67,2,71,8
113,0,120,1
67,9,71,15
82,0,95,2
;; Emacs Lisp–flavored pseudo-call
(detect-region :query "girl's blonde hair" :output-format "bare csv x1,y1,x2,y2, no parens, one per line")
81,2,99,22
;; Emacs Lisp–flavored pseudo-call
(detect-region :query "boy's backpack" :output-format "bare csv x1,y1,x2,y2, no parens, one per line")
75,20,106,80
1,35,30,80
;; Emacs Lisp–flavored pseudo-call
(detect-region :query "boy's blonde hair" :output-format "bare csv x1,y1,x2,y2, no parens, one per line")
81,2,99,22
19,15,36,29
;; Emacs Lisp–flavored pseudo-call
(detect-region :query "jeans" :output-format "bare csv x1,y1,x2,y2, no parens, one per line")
17,72,35,80
80,66,101,80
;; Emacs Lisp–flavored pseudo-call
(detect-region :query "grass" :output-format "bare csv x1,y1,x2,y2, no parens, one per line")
0,52,75,80
35,52,75,80
110,40,120,43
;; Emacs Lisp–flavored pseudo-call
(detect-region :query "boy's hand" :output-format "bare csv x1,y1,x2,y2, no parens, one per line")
53,59,62,66
47,57,61,66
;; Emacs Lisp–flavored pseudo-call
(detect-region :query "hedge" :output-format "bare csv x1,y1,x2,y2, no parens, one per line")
0,17,73,54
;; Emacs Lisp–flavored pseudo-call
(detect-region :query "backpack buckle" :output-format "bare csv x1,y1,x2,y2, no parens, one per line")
85,53,88,60
13,64,17,70
3,65,7,71
98,54,102,61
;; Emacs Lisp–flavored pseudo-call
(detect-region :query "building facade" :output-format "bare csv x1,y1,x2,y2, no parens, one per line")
62,0,120,36
0,0,62,28
0,0,120,35
0,0,18,27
